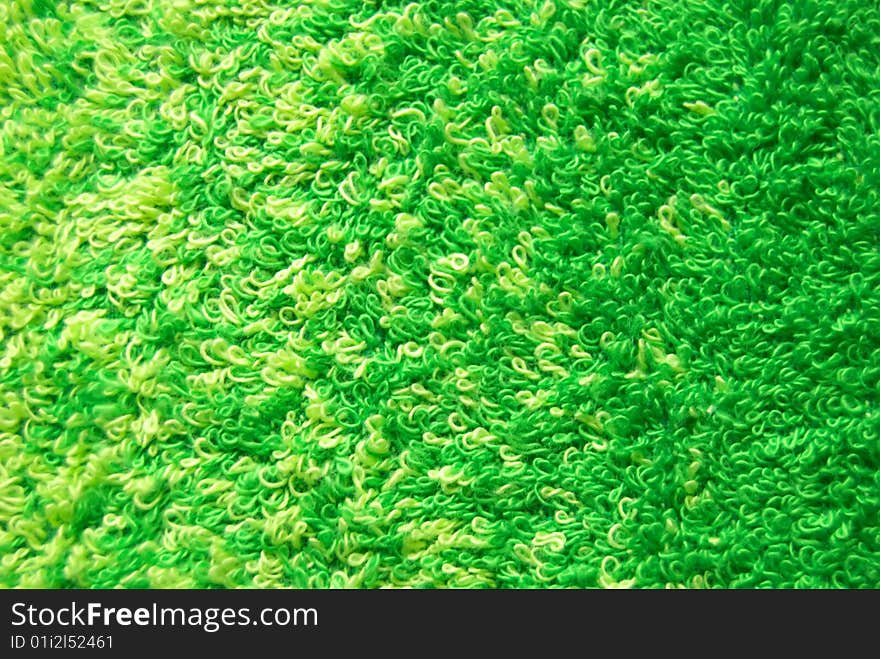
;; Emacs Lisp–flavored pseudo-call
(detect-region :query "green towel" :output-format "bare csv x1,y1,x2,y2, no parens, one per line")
1,0,878,588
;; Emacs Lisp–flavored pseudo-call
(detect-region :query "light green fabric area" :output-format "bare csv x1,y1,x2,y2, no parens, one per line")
1,0,878,588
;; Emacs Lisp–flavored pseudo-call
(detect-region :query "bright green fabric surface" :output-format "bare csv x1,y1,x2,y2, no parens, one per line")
1,0,878,587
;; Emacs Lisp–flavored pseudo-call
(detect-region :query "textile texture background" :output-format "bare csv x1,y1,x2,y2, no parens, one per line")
1,0,878,588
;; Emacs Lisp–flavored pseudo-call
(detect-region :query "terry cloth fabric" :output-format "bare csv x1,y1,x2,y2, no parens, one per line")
0,0,878,588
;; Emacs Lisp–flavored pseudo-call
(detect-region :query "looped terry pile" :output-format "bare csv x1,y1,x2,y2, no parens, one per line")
1,0,879,588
